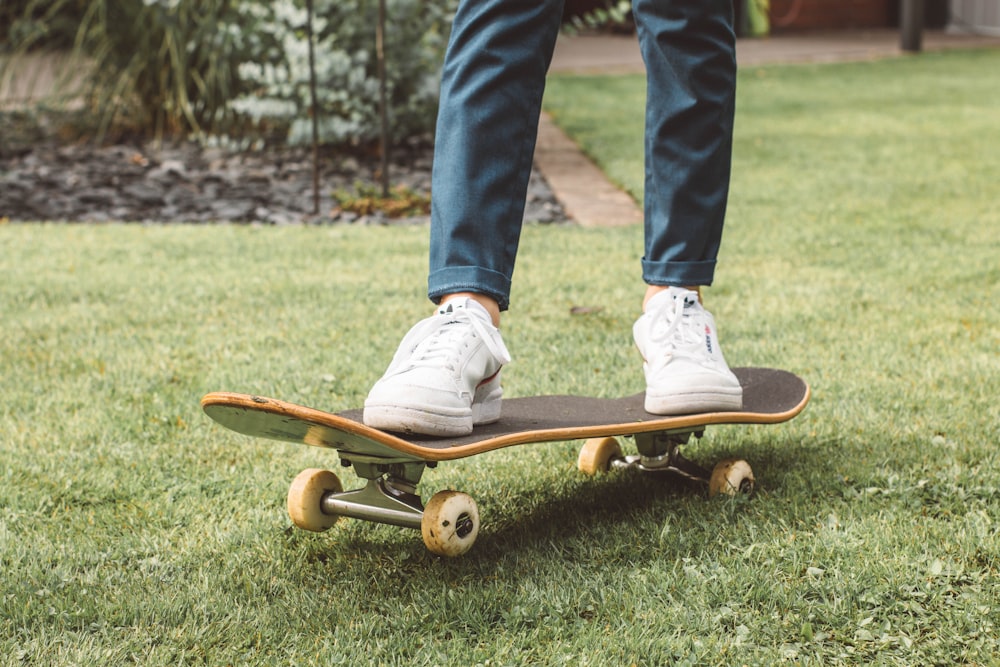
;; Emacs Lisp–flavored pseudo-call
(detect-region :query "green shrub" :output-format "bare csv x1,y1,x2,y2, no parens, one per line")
229,0,456,147
0,0,88,50
2,0,456,147
2,0,251,140
84,0,250,140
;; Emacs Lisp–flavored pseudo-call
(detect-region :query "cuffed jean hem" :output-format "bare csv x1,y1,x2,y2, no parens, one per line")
641,258,717,287
428,266,513,311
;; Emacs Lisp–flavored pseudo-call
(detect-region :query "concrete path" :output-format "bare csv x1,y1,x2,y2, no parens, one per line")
537,29,1000,227
550,28,1000,74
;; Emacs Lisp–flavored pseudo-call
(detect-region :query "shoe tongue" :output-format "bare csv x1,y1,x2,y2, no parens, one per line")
647,287,697,312
437,297,492,323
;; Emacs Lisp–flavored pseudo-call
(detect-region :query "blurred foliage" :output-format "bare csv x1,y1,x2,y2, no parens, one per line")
1,0,88,50
229,0,455,147
0,0,456,146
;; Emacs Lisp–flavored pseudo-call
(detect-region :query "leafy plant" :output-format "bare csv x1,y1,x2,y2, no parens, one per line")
230,0,456,147
2,0,456,147
0,0,88,51
2,0,254,141
564,0,632,34
332,181,432,219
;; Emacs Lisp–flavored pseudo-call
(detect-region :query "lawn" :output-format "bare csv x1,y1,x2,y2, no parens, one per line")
2,49,999,665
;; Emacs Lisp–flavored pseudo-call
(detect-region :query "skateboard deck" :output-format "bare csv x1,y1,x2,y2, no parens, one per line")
202,367,809,557
202,367,808,461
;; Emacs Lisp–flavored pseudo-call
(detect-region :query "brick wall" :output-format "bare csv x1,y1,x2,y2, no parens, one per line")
564,0,950,33
768,0,893,31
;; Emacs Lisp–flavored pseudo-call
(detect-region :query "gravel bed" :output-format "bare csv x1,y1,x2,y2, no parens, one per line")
0,140,568,225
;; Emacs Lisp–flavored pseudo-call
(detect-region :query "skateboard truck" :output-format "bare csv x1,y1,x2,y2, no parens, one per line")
579,429,756,496
320,461,426,530
287,459,483,557
614,429,713,482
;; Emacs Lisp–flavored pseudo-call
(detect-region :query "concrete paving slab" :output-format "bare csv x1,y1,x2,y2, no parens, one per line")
534,113,643,227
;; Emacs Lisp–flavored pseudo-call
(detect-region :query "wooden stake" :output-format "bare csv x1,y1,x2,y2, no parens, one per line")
376,0,390,198
306,0,320,215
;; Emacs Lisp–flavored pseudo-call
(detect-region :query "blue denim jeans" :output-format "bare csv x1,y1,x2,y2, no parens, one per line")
428,0,736,311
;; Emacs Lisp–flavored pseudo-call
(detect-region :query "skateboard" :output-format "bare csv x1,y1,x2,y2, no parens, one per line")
201,367,809,557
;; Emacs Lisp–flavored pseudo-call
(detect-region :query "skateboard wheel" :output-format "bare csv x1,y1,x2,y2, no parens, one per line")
287,468,343,532
577,437,623,476
708,459,755,497
421,490,480,557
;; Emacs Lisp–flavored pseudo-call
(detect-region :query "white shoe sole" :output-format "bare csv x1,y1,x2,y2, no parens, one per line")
644,386,743,415
363,379,503,437
362,404,475,437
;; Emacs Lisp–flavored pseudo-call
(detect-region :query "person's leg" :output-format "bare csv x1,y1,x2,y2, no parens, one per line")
365,0,564,436
631,0,742,414
633,0,736,289
427,0,565,313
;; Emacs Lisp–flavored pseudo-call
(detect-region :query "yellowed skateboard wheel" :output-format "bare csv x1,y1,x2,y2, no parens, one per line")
421,490,480,557
287,468,343,532
577,437,623,476
708,459,755,497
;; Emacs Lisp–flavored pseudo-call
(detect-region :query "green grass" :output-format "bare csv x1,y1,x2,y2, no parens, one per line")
3,49,1000,665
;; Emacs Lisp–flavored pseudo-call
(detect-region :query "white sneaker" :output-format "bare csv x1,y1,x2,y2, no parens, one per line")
633,287,743,415
363,298,511,436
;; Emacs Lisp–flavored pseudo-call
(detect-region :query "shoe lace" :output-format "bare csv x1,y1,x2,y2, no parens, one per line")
409,307,510,372
646,293,711,363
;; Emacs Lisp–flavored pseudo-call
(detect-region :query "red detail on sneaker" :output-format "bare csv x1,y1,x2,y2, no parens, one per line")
477,368,502,389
